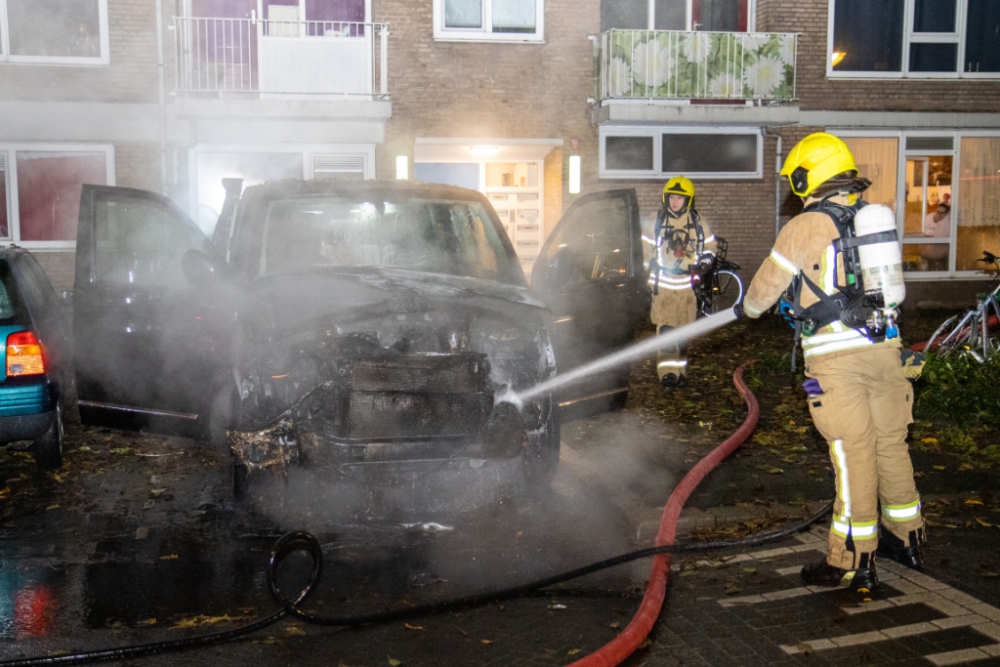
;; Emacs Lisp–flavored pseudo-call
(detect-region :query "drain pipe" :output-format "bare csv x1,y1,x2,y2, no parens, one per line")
155,0,168,196
764,127,783,240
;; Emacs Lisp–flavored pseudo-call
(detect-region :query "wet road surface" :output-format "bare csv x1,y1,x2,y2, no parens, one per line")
3,408,1000,666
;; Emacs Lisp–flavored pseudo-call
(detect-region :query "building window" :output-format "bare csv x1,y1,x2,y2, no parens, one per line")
189,144,374,237
600,0,752,32
600,127,762,179
434,0,544,42
840,131,1000,279
0,144,114,248
829,0,1000,77
0,0,110,65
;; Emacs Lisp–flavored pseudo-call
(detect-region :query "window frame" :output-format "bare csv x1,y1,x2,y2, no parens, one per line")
433,0,545,43
0,0,111,66
827,0,998,79
616,0,757,32
833,129,1000,281
599,125,764,180
0,142,115,250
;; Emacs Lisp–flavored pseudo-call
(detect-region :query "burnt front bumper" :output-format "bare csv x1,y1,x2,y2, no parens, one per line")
230,351,539,474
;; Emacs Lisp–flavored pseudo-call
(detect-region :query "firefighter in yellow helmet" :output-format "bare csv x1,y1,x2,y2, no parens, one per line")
648,176,718,388
741,132,925,590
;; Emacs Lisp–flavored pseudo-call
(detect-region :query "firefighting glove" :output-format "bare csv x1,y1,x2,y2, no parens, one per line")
689,258,712,286
900,349,926,380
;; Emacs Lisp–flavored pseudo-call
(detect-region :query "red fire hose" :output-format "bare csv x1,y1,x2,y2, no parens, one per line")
568,362,760,667
910,314,999,353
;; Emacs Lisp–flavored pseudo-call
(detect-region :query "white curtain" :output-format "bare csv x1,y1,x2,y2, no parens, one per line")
446,0,482,28
957,137,1000,270
843,137,898,211
493,0,535,30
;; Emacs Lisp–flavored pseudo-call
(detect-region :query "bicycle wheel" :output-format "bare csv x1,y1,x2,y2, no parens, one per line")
925,314,959,353
711,270,745,313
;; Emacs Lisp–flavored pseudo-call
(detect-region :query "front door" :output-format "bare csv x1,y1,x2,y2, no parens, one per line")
73,186,230,436
530,189,648,422
691,0,749,31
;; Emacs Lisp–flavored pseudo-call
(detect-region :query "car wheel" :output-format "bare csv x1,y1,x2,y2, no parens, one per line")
34,407,64,472
522,407,560,491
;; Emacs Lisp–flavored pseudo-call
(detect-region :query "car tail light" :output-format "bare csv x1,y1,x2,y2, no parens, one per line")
6,331,46,377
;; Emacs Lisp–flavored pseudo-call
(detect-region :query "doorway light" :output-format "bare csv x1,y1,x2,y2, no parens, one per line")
469,145,500,157
569,155,581,194
396,156,408,180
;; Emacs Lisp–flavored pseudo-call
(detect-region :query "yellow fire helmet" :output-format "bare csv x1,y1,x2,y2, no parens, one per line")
662,175,695,209
780,132,858,198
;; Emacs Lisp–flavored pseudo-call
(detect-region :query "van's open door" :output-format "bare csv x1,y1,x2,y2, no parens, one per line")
530,189,649,422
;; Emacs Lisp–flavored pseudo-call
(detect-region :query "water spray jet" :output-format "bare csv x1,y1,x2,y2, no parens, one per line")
515,306,741,404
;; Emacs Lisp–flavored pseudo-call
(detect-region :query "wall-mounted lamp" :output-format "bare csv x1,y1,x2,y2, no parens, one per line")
831,51,846,66
396,155,408,180
569,155,581,194
469,145,500,157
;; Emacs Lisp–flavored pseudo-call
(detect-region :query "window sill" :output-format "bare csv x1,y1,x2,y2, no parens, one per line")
827,71,1000,80
0,58,111,68
432,34,545,44
8,243,78,252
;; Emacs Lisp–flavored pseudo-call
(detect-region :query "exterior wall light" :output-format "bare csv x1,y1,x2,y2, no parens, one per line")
396,155,408,180
569,155,581,194
469,145,500,157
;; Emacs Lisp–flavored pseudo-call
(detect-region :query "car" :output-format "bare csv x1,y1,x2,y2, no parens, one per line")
0,248,73,472
70,180,648,495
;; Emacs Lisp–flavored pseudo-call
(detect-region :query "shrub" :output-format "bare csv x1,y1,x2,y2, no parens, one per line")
915,352,1000,430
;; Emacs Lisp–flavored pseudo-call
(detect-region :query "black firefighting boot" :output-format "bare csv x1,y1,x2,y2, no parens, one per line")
877,528,925,570
801,556,879,591
661,373,679,389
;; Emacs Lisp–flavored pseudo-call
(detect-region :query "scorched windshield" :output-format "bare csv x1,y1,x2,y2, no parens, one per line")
258,196,520,284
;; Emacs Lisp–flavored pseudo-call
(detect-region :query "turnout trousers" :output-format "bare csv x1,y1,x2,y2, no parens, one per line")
650,287,697,382
804,344,924,571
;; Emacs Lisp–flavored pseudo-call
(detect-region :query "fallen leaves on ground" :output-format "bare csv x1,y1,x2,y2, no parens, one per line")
171,614,251,629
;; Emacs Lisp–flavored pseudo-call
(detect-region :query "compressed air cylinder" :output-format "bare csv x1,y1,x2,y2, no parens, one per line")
854,204,906,308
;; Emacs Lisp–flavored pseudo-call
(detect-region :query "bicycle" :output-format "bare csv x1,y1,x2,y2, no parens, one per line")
924,250,1000,362
693,238,745,316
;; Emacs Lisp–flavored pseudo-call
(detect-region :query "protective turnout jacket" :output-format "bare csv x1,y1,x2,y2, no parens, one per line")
743,192,898,359
648,209,718,292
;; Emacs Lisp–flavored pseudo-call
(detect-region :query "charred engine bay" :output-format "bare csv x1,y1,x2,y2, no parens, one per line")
229,270,556,475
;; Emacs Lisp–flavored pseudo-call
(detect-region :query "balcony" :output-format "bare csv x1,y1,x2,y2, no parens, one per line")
173,17,388,98
594,29,797,103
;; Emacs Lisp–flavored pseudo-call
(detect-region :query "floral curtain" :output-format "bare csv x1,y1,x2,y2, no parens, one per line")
597,30,796,101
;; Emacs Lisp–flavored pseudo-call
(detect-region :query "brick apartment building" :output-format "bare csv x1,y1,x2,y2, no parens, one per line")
1,0,998,305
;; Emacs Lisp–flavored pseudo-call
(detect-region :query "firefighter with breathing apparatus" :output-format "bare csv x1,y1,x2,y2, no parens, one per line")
739,132,926,590
648,176,718,389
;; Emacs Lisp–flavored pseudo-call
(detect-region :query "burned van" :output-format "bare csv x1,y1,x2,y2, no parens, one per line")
71,180,648,494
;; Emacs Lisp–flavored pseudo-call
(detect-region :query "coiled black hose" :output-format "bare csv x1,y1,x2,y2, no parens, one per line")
0,501,832,666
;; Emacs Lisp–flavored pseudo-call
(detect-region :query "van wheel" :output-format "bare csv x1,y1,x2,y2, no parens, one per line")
34,407,64,472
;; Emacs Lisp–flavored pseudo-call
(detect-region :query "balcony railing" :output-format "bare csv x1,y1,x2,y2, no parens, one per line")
594,29,797,102
174,17,388,97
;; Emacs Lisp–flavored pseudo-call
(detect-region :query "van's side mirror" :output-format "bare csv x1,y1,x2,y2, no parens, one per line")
182,249,221,289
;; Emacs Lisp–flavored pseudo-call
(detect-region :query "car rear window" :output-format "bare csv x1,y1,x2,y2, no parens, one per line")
259,197,521,285
0,262,29,326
